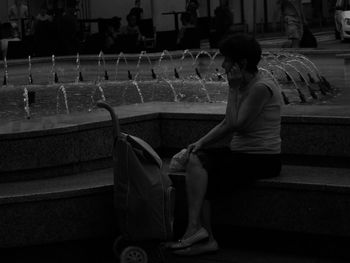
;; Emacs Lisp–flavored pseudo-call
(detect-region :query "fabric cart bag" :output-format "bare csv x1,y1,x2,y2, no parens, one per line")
97,101,175,263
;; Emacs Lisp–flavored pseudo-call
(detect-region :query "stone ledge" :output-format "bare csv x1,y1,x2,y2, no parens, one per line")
0,168,115,247
1,161,350,247
2,163,350,206
169,164,350,238
0,168,113,205
2,102,350,182
169,164,350,194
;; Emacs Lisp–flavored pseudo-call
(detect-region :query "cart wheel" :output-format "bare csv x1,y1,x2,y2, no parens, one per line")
120,246,148,263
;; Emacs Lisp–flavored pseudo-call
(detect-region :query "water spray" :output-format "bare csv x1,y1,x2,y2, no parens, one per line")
51,55,59,83
28,56,33,84
3,57,8,86
76,53,83,82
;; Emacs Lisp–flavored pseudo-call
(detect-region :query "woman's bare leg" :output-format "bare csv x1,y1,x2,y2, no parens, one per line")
201,200,215,241
182,153,208,238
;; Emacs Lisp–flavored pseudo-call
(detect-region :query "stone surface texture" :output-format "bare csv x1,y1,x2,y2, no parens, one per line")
1,102,350,181
1,102,350,247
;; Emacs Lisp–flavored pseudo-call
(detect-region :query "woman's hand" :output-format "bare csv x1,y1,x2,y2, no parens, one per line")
227,63,243,89
187,140,203,156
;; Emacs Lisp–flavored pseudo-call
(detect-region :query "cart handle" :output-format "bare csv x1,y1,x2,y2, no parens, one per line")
96,101,121,140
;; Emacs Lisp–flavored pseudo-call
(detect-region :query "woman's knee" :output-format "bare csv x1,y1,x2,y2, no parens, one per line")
186,153,203,171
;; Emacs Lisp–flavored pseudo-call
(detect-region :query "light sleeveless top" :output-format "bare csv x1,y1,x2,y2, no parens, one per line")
226,73,282,154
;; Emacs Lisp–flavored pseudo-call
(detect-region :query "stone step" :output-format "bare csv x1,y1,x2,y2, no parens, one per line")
169,164,350,238
0,168,113,204
0,168,115,247
1,162,350,247
169,164,350,194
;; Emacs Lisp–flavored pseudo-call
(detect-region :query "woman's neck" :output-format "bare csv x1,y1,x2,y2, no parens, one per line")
241,71,258,88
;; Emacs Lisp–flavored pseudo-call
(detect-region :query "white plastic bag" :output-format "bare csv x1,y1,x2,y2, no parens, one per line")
169,148,188,172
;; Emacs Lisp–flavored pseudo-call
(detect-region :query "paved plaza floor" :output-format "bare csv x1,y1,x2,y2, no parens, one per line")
2,234,349,263
201,27,348,51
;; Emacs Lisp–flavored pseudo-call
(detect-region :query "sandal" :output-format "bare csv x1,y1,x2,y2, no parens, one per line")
166,227,209,250
172,240,219,256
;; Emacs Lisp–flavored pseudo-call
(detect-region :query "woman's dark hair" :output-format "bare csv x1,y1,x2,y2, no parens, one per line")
219,33,261,72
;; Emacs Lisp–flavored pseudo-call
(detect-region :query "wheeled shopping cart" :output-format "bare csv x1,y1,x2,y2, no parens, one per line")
97,102,175,263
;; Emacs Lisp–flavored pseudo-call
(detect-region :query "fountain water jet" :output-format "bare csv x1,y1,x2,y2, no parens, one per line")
89,85,106,112
3,57,8,86
115,52,129,80
23,87,31,119
157,50,175,79
0,50,338,122
51,55,59,84
196,76,212,103
121,72,144,104
178,49,195,78
28,56,33,85
56,85,70,114
75,53,83,82
270,63,306,103
259,67,290,104
162,77,179,102
282,62,318,99
97,51,109,82
194,50,213,80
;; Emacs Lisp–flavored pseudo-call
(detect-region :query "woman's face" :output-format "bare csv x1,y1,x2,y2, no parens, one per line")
222,56,235,74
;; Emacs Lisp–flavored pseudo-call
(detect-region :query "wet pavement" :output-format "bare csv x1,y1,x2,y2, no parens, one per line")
200,27,350,51
2,234,349,263
257,28,350,51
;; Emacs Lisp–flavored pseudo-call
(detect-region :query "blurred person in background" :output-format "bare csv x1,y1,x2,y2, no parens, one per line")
186,0,199,26
8,0,29,38
0,22,20,58
177,12,198,49
58,3,80,55
119,13,144,52
103,17,121,53
214,0,233,42
46,0,55,16
129,0,143,26
279,0,305,48
32,4,55,56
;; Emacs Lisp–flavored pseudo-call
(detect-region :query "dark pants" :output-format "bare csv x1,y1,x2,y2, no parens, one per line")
195,147,282,200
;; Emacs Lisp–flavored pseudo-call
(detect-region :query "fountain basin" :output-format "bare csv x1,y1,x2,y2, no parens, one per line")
1,102,350,183
0,50,342,122
1,102,350,248
0,49,350,181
